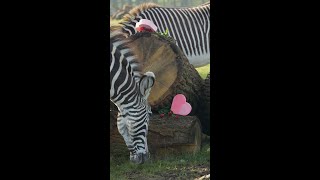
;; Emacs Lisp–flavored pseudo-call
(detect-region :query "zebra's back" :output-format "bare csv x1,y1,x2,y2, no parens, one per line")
121,2,210,68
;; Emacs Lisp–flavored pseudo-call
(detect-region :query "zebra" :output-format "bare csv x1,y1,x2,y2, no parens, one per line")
110,30,156,164
117,1,210,68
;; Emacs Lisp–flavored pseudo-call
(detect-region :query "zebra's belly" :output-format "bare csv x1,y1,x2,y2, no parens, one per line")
187,53,210,68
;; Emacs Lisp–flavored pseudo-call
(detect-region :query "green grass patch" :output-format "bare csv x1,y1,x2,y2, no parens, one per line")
196,64,210,79
110,143,210,180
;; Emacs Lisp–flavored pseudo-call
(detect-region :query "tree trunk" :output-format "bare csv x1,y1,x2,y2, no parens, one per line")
198,73,211,135
148,115,202,158
127,32,204,115
110,113,202,159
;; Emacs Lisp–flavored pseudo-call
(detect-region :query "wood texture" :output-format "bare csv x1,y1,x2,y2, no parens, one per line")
127,32,204,115
198,73,211,135
110,111,202,158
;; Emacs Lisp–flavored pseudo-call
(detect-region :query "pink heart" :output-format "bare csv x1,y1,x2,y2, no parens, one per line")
135,19,158,32
170,94,192,116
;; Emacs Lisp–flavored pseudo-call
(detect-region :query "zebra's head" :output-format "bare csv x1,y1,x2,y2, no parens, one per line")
128,71,155,164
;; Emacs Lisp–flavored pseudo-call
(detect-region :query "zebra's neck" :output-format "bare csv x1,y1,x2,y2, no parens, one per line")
113,93,143,112
110,29,150,113
121,21,137,37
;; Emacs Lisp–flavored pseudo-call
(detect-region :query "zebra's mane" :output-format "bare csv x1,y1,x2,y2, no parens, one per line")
122,3,159,22
110,30,142,79
110,29,128,43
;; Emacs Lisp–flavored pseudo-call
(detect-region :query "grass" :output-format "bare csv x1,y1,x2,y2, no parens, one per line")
110,143,210,180
195,64,210,79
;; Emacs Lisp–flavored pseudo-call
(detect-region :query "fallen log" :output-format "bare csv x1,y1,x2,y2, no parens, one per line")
127,32,204,115
110,113,202,159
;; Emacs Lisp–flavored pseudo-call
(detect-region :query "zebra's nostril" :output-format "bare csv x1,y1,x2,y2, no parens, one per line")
130,154,141,164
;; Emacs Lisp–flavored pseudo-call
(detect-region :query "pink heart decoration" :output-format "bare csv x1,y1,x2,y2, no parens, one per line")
135,19,158,32
170,94,192,116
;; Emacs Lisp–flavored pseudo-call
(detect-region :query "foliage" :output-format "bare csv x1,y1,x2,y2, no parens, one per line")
157,105,171,115
158,28,169,37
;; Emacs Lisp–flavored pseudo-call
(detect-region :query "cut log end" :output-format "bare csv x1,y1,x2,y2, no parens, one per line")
127,32,203,115
130,33,178,106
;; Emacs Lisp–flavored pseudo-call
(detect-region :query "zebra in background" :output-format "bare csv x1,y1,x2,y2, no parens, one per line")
118,1,210,68
110,30,155,164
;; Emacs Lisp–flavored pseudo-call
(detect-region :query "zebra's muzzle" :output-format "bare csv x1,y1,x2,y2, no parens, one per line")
130,152,150,164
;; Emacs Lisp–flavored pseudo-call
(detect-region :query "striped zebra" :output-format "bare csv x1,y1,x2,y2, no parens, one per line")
110,30,155,164
118,1,210,68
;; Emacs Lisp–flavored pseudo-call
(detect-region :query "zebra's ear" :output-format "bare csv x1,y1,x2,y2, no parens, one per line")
139,71,155,97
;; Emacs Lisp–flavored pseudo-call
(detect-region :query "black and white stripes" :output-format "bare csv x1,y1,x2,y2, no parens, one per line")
120,2,210,68
110,30,155,164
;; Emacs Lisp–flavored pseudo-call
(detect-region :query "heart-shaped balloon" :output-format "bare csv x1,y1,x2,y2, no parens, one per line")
135,19,158,32
170,94,192,116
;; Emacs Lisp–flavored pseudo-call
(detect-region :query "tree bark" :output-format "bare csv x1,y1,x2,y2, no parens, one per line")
127,32,204,115
110,112,202,159
198,73,211,135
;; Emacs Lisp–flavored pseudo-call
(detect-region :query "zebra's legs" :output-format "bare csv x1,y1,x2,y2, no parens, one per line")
116,113,139,161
